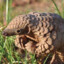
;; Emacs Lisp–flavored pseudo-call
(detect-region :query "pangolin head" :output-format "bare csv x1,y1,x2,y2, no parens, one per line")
2,15,30,36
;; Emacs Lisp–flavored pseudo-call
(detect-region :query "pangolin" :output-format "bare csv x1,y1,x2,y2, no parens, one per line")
2,12,64,63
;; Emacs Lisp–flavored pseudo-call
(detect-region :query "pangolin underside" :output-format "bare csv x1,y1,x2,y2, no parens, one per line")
2,12,64,64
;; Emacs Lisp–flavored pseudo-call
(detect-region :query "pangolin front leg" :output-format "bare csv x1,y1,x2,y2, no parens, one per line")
15,35,26,49
15,35,36,53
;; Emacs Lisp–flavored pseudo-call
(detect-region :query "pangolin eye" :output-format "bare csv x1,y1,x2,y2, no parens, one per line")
17,30,21,33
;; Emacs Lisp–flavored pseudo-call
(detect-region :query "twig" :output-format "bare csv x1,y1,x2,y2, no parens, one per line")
25,35,38,42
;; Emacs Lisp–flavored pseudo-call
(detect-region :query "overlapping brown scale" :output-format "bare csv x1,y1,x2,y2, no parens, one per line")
44,43,49,49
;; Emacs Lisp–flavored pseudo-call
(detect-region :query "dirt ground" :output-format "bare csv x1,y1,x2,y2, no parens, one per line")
12,0,62,13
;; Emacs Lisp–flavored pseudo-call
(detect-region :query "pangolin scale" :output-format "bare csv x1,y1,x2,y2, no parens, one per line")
2,12,64,63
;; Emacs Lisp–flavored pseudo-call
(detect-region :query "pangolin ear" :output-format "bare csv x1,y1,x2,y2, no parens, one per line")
27,27,31,34
25,26,31,34
24,26,31,34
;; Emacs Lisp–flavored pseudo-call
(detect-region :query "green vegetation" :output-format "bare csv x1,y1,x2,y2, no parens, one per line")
51,0,64,18
0,0,64,64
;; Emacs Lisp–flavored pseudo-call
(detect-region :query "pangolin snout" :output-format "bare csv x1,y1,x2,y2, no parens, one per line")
2,31,8,36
